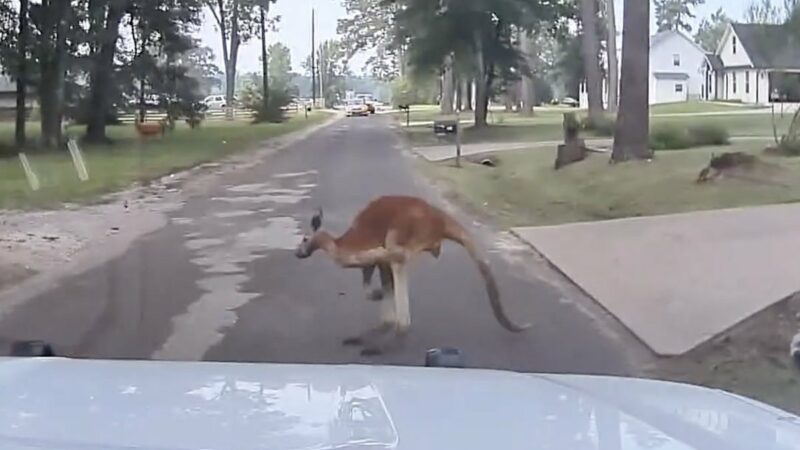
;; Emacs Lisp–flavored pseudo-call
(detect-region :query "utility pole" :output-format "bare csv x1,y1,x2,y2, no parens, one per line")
311,8,316,108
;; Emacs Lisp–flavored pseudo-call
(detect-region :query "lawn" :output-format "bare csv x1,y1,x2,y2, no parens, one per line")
0,111,331,210
419,142,800,228
404,111,793,147
650,101,765,114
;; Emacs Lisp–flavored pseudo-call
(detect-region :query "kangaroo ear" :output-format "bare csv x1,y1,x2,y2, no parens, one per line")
311,208,323,231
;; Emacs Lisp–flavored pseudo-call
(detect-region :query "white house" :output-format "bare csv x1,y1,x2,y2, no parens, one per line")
701,23,799,105
648,30,708,104
580,29,708,107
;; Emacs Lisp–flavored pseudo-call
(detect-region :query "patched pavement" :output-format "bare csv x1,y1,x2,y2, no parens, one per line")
0,116,640,374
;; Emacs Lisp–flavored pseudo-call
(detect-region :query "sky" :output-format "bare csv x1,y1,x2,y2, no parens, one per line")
197,0,753,76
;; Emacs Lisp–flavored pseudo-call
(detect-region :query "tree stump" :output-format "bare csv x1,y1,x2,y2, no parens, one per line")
555,112,587,169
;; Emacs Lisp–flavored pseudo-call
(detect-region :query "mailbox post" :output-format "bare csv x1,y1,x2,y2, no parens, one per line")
432,117,460,167
398,104,410,127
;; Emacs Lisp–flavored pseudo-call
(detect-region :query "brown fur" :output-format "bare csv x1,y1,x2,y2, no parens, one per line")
696,152,756,183
295,195,530,340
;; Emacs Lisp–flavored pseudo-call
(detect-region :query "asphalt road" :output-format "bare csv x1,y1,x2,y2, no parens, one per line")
0,116,641,374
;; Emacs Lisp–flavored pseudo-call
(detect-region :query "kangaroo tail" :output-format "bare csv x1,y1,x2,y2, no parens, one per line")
443,215,531,332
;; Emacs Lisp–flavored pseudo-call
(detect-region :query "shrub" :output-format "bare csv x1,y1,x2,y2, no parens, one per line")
766,137,800,156
581,114,616,137
687,123,730,146
649,123,730,150
649,125,693,150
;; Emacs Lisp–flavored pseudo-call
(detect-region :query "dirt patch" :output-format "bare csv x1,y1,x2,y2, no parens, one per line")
650,292,800,414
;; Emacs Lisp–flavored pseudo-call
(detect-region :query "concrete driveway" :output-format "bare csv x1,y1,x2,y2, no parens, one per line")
513,204,800,355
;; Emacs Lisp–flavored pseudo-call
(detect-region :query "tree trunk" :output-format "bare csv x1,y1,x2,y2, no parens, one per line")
85,0,125,143
39,0,69,148
260,4,269,111
455,75,463,111
612,0,651,162
520,31,536,116
580,0,604,122
464,79,473,111
440,54,454,114
473,31,489,127
15,0,29,148
605,0,619,113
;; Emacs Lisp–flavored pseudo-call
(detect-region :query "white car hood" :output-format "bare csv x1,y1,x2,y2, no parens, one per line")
0,358,798,450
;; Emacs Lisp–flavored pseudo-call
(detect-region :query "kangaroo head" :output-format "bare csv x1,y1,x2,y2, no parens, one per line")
295,208,326,258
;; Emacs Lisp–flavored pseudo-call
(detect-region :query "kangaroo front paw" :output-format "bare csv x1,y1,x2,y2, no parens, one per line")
367,289,384,301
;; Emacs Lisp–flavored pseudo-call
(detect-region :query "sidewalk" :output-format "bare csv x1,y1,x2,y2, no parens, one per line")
512,203,800,355
414,136,775,162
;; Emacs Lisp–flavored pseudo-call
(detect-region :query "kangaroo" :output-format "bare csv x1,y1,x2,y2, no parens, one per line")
295,195,530,354
696,152,756,183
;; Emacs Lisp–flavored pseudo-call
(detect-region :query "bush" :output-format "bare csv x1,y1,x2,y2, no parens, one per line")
766,137,800,156
581,114,616,137
649,125,693,150
242,85,292,123
688,123,730,146
649,123,730,150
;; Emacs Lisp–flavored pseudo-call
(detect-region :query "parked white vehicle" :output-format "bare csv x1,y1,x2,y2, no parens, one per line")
202,95,238,110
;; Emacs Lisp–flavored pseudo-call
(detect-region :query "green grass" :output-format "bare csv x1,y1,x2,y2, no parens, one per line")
419,142,800,228
403,110,793,147
0,111,331,209
650,101,764,114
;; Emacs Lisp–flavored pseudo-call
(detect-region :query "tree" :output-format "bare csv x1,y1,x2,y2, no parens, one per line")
268,42,292,91
655,0,705,33
31,0,75,148
183,42,223,96
694,8,729,51
14,0,29,147
394,0,568,127
204,0,260,113
612,0,651,162
337,0,402,80
304,39,349,108
519,30,536,115
745,0,784,24
84,0,129,143
603,0,618,113
580,0,604,123
257,0,277,113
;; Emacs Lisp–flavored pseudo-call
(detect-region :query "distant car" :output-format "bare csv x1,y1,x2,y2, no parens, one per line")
561,97,579,107
345,99,369,117
202,95,238,109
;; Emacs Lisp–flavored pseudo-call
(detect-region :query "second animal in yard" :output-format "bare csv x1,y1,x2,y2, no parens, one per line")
295,195,530,355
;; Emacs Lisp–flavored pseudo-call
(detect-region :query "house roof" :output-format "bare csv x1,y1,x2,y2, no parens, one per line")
705,53,724,71
731,23,800,70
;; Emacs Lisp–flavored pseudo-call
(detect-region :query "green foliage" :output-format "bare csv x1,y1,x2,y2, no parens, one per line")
694,8,729,51
650,123,730,150
654,0,706,33
241,84,292,123
581,114,616,137
337,0,400,80
650,125,694,150
303,39,349,108
688,123,730,146
268,42,292,92
390,74,438,106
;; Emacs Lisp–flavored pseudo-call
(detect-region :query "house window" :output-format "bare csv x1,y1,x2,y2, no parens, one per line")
672,54,680,66
733,36,737,54
675,83,683,93
745,71,750,94
733,73,737,94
